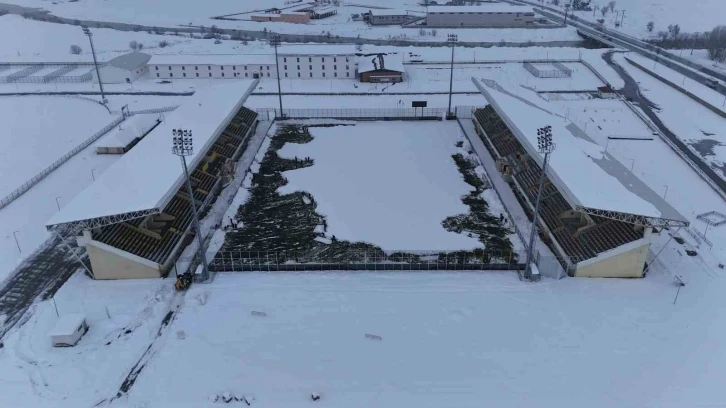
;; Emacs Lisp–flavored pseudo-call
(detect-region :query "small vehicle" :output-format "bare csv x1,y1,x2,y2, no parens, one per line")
408,53,423,63
705,78,719,89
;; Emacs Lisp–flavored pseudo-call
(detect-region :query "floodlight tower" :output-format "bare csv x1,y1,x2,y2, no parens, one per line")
82,26,106,104
524,125,555,281
172,129,211,282
270,34,284,117
447,33,458,119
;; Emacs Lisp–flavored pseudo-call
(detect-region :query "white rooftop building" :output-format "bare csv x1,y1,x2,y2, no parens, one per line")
426,5,535,27
94,51,151,84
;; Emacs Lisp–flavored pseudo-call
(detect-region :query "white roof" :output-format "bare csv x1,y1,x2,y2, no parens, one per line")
47,80,257,228
369,9,410,16
148,54,276,66
106,52,152,71
474,79,686,222
427,5,534,13
277,44,355,56
357,53,405,73
49,314,85,337
99,114,161,148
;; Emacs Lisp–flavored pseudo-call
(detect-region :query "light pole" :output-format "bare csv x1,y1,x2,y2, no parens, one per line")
12,230,21,253
55,196,62,211
91,168,98,181
270,34,284,118
524,125,555,281
446,33,457,119
172,129,210,282
82,26,106,104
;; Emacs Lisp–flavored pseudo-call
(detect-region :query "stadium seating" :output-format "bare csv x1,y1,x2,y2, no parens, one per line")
93,107,259,266
473,107,644,264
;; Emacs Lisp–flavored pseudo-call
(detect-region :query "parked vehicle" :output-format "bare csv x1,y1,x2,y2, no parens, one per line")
706,78,719,89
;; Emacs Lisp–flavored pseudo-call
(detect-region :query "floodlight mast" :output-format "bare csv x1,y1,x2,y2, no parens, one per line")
524,125,555,281
270,35,284,116
446,33,458,119
172,129,211,282
82,26,106,104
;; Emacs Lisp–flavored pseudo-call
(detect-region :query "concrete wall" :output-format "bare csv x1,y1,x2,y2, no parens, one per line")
150,54,356,80
427,11,534,27
87,241,162,279
574,242,649,278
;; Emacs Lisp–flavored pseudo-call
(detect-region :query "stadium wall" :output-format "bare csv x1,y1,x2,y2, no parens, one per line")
86,240,162,279
574,241,649,278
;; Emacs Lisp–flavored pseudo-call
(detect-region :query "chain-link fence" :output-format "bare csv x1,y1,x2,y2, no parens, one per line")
195,249,523,272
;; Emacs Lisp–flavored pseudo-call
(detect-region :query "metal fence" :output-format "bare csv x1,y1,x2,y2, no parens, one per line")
255,107,447,121
128,105,179,115
0,115,125,210
523,61,573,78
201,249,523,272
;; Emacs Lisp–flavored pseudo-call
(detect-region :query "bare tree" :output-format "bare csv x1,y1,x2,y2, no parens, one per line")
647,21,654,33
608,1,616,12
69,44,82,54
158,40,169,48
431,28,437,36
137,43,144,50
129,40,138,50
600,7,608,16
706,26,726,62
552,0,560,6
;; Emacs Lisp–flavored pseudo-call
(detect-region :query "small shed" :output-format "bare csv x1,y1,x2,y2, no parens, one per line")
49,314,88,347
597,85,618,99
357,54,405,83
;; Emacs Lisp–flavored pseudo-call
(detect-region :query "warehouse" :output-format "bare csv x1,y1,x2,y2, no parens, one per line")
426,5,535,27
368,9,415,25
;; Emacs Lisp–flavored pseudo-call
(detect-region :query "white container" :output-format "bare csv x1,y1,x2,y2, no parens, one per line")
49,314,88,347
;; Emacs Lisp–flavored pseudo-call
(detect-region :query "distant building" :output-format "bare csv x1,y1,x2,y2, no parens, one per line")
357,54,404,83
93,51,150,84
597,85,618,99
368,9,415,25
426,5,535,27
251,11,311,23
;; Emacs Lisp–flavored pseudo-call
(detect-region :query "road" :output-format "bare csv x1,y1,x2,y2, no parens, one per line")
603,51,726,198
0,2,584,49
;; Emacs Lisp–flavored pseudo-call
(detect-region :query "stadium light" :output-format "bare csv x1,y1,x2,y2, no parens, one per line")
524,125,556,281
82,26,106,104
172,128,211,283
270,35,284,117
446,33,458,119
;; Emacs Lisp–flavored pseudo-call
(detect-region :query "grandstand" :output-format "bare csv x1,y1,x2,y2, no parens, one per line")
471,79,689,278
46,80,259,279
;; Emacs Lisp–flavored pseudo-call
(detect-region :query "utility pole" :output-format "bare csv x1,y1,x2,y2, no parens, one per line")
446,33,457,119
172,129,211,282
270,34,284,118
82,26,106,104
12,230,21,253
620,10,626,27
524,125,555,281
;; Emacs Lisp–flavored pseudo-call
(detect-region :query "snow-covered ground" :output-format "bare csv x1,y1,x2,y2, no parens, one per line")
276,121,483,251
0,0,580,43
681,49,726,77
612,53,726,181
0,96,114,199
539,0,724,39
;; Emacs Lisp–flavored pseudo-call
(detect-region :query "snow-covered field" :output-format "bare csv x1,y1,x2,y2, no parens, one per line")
276,121,487,250
539,0,724,39
0,0,580,43
612,53,726,181
0,96,114,199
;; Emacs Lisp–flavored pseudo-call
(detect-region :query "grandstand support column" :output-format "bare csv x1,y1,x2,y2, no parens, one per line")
446,33,457,120
172,129,211,282
525,125,556,281
270,35,284,118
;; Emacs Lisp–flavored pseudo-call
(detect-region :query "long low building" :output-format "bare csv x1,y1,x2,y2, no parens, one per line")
426,5,535,27
149,46,357,80
471,78,688,278
47,80,260,279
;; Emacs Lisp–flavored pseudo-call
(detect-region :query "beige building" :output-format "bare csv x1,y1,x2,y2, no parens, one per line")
426,5,535,28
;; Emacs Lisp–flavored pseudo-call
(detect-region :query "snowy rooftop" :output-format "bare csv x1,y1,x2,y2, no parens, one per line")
148,54,276,66
47,80,257,229
99,114,161,148
49,314,85,337
473,78,687,224
427,5,534,13
369,9,410,16
357,53,405,73
276,44,356,56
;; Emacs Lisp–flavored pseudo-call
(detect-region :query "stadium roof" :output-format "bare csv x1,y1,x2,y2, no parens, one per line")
427,5,534,14
473,78,688,227
357,53,405,73
47,80,258,231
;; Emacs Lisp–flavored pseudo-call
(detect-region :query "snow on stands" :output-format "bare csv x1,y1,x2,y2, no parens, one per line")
46,80,256,228
0,96,113,198
277,121,480,251
474,78,686,222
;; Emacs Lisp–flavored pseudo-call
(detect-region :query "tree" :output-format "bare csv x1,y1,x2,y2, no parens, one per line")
137,42,144,50
706,26,726,62
552,0,559,6
647,21,654,32
608,0,616,11
667,24,681,39
158,40,169,48
129,40,138,50
600,7,608,16
419,27,426,36
72,19,81,26
431,28,437,36
69,44,82,54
